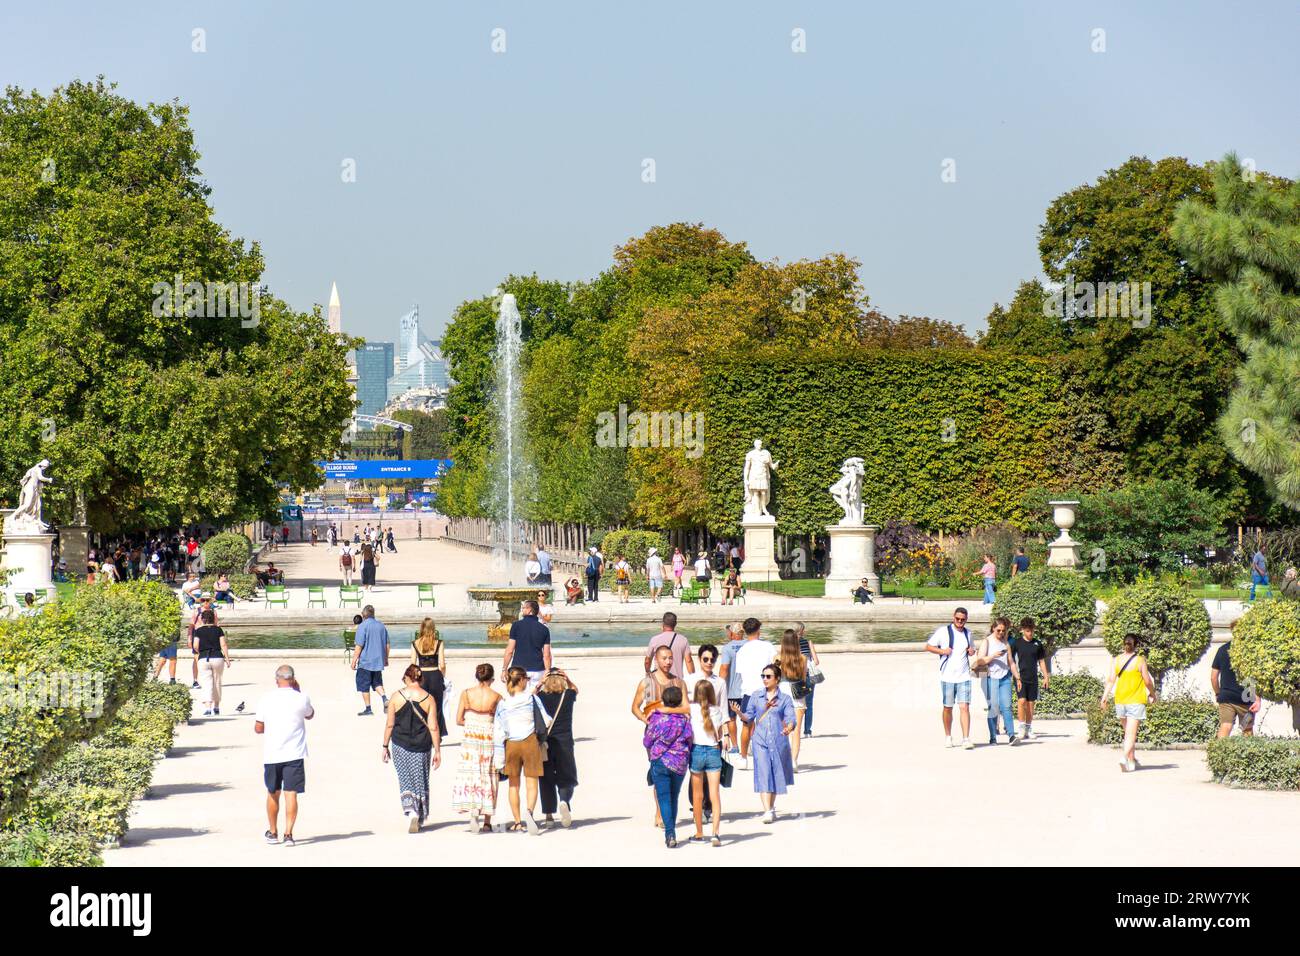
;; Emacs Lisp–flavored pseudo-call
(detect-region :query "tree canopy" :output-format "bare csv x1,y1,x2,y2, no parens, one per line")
0,79,355,532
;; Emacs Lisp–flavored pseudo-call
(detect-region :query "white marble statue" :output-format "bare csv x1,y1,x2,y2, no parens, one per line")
10,458,52,532
829,457,866,526
742,439,779,518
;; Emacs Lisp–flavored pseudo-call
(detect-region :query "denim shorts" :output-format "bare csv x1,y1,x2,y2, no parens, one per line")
689,744,723,773
1115,703,1147,721
354,667,384,692
941,680,972,707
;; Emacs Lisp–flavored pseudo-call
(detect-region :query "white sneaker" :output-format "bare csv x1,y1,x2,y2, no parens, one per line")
792,760,800,773
1026,726,1035,739
945,738,954,748
741,756,750,770
962,738,974,750
559,801,572,828
761,810,775,824
467,812,480,833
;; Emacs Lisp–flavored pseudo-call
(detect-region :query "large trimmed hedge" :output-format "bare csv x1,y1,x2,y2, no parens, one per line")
992,568,1097,658
201,532,252,574
1100,578,1212,689
703,351,1117,534
0,582,179,823
1229,600,1300,702
1206,735,1300,791
1086,694,1218,748
2,681,192,865
1011,669,1104,717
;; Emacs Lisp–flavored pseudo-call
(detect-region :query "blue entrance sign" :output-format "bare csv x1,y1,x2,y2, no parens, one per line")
317,459,453,481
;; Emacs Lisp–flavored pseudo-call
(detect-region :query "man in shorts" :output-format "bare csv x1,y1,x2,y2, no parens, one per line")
350,605,389,715
925,607,976,749
255,665,314,846
1211,626,1255,738
1009,617,1050,739
716,622,747,761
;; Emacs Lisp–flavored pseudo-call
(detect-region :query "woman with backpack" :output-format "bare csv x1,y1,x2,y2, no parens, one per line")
1100,634,1156,773
774,630,809,771
339,543,355,586
382,665,440,832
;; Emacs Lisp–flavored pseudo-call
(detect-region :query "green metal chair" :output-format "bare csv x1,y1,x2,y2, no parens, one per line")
678,585,705,605
339,585,362,609
264,585,289,609
343,628,356,660
33,588,50,604
307,586,327,609
417,583,436,608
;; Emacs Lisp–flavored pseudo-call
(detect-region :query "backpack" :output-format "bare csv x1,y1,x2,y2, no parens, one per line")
938,624,968,673
341,552,353,568
586,554,600,575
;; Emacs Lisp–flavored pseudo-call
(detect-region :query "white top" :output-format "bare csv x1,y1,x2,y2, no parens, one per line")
927,624,974,683
496,689,548,742
525,559,541,578
694,557,711,577
645,555,665,578
685,671,727,715
735,639,775,695
984,633,1010,679
255,686,314,764
538,603,554,622
689,699,727,745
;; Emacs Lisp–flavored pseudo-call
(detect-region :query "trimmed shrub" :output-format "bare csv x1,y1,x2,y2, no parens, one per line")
992,568,1096,658
0,581,180,823
1229,599,1300,702
0,827,101,867
1206,735,1300,790
1101,577,1212,689
1086,693,1218,747
1011,669,1104,717
201,532,252,574
599,529,668,576
200,573,258,601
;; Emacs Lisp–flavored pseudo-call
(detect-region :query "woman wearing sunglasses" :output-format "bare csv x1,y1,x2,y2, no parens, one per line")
732,664,796,824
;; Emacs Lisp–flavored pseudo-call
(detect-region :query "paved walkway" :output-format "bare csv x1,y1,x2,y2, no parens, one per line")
107,645,1299,867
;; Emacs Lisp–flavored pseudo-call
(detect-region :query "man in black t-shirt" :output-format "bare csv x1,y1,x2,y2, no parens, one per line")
1009,617,1050,740
1211,639,1255,738
503,600,552,687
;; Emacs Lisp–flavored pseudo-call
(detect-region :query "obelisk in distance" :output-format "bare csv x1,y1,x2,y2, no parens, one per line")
327,281,342,335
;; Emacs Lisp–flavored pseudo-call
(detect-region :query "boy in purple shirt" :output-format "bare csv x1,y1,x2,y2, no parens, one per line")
642,685,693,848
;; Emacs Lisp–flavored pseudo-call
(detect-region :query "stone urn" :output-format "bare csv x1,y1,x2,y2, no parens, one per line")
1046,500,1082,570
466,585,550,642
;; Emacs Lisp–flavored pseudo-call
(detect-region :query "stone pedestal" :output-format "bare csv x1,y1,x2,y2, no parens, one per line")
59,525,90,580
3,532,57,601
1046,500,1082,570
825,523,880,599
741,514,781,582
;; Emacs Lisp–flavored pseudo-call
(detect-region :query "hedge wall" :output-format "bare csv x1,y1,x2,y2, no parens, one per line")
1086,694,1219,748
703,351,1114,534
1206,735,1300,790
0,582,180,824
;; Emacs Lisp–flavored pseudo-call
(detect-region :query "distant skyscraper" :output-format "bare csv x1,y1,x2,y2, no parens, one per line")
327,281,342,335
355,342,394,425
396,305,421,373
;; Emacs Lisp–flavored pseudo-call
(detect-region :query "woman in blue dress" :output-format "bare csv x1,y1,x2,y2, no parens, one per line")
733,664,796,824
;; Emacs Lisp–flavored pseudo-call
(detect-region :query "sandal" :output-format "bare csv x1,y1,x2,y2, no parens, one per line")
509,822,526,832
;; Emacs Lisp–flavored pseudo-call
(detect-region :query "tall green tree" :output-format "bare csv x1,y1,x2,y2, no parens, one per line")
1173,154,1300,510
1035,156,1249,513
0,80,354,532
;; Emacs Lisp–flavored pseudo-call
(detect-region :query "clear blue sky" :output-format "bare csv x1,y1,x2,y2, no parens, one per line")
3,1,1296,343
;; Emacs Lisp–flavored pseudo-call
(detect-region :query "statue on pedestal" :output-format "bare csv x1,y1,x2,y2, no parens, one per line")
9,459,52,533
829,457,865,526
742,440,779,518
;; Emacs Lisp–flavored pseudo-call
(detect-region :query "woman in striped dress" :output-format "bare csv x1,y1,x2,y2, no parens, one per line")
452,663,502,832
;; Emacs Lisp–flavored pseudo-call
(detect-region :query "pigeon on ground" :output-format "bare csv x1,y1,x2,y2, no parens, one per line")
235,702,245,713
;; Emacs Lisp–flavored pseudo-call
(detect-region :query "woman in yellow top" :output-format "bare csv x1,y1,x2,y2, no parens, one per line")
1100,634,1156,773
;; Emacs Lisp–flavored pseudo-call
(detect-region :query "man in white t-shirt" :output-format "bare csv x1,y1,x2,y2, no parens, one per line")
731,618,774,768
254,665,315,846
925,607,976,749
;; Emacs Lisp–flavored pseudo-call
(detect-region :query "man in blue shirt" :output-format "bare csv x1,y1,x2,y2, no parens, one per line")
715,623,748,758
1250,547,1271,601
503,600,551,686
535,545,553,585
350,605,390,716
1012,547,1030,576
